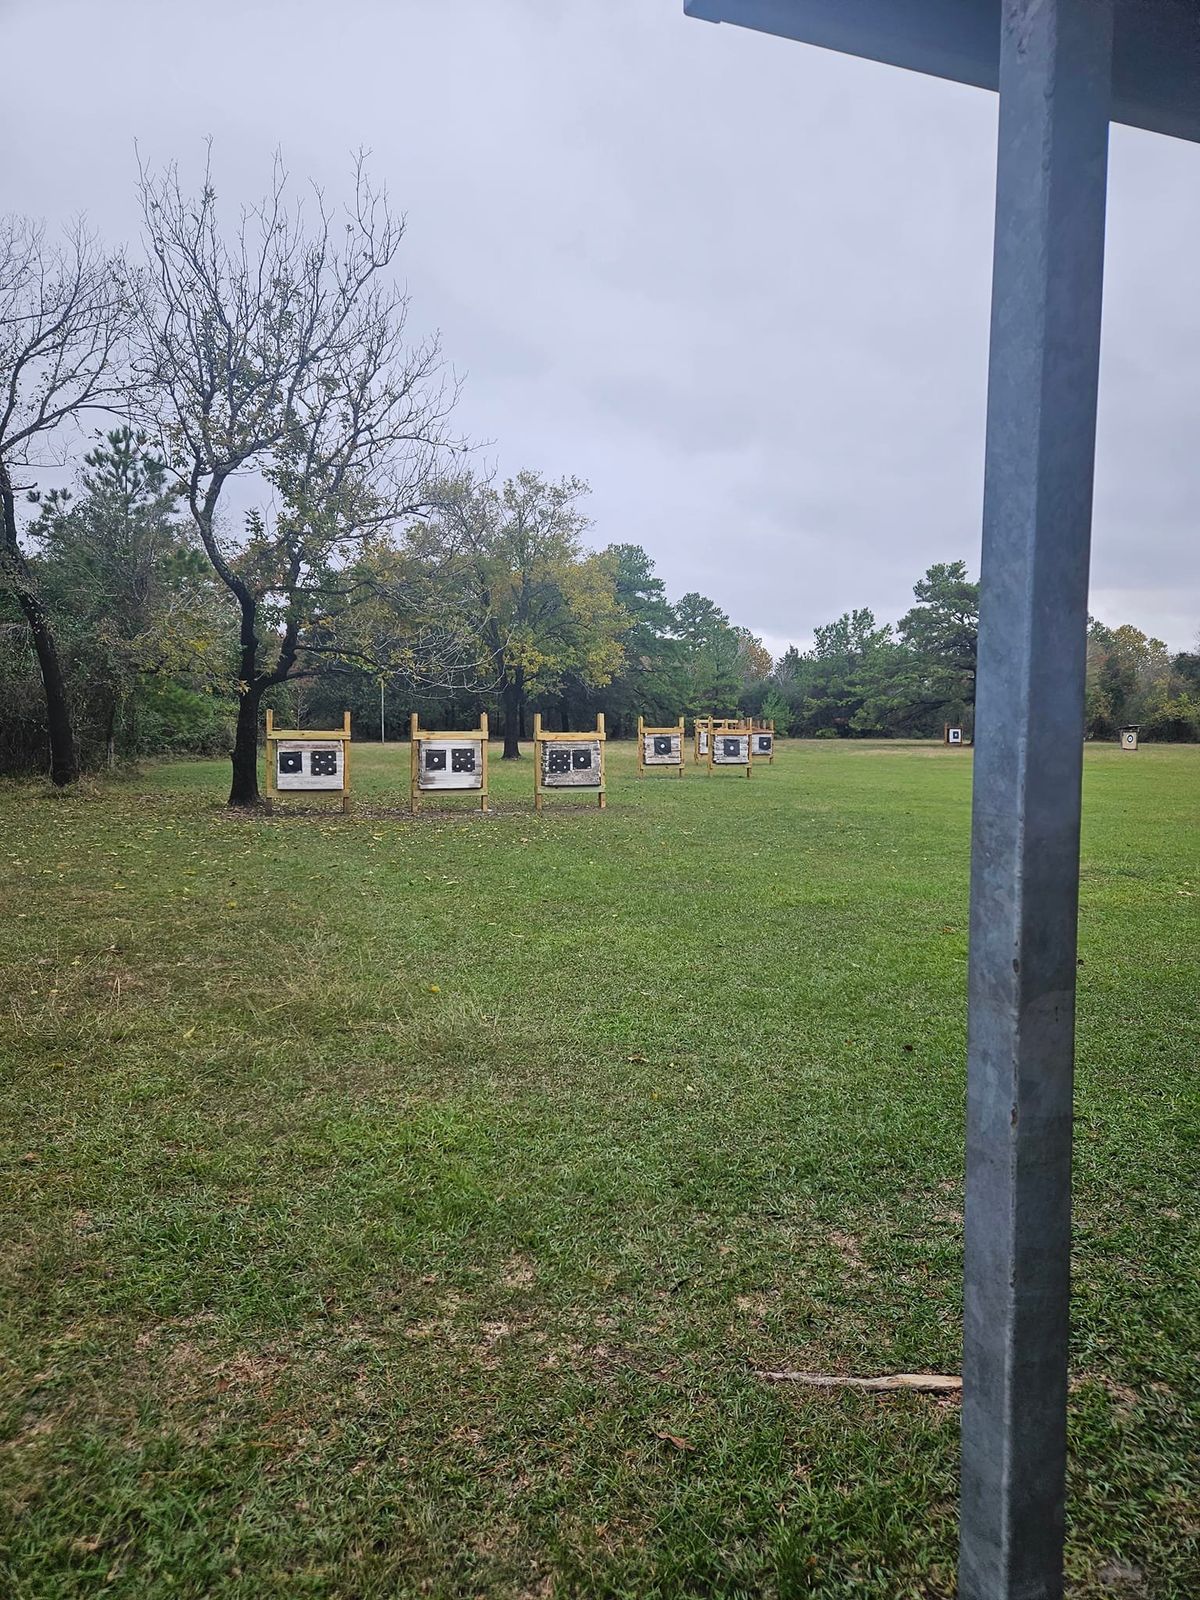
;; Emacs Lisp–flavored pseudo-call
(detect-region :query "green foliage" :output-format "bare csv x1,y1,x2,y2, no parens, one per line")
896,561,979,704
8,429,231,771
404,472,629,746
770,607,902,737
758,686,791,732
584,543,687,733
1083,619,1191,741
671,592,769,717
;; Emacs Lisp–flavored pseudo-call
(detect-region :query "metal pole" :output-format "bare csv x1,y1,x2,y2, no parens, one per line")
960,2,1112,1596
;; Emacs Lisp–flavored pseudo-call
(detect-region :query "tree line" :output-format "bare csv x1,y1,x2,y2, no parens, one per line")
3,159,1197,805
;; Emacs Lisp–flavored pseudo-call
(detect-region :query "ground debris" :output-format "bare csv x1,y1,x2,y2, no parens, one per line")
756,1370,962,1393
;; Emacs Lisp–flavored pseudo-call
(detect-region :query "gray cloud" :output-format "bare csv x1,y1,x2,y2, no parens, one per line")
4,0,1197,648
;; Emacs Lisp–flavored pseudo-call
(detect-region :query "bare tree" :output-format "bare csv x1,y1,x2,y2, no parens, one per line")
136,150,460,805
0,216,133,785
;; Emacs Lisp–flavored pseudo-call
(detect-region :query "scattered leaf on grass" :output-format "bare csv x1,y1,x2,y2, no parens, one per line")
652,1429,695,1451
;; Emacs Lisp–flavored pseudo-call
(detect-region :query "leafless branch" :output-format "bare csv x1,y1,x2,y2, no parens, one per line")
0,214,135,474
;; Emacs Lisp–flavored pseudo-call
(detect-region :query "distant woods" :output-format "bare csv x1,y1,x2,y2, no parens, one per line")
2,162,1198,795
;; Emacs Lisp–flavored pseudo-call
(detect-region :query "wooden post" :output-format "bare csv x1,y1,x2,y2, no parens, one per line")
480,711,490,812
533,711,544,812
410,712,420,816
678,715,685,777
342,710,352,814
264,707,275,815
637,714,645,778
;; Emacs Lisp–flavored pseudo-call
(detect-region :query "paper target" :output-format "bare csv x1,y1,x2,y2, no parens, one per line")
275,741,343,790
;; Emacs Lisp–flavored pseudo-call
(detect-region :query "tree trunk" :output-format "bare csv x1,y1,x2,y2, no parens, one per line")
229,690,262,805
27,592,78,785
0,465,78,786
105,695,118,770
229,597,263,805
502,676,522,760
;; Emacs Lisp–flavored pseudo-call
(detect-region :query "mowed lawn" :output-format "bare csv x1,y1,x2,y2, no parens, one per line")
1,740,1196,1599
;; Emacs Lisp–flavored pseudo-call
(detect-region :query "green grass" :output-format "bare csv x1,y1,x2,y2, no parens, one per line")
1,739,1196,1599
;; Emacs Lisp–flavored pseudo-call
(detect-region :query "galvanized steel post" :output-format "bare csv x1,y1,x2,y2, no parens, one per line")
960,2,1113,1595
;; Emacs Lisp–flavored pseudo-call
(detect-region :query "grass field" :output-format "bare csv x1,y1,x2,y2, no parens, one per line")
1,739,1197,1599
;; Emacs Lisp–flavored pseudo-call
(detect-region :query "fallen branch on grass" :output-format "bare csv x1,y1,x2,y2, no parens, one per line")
755,1371,962,1393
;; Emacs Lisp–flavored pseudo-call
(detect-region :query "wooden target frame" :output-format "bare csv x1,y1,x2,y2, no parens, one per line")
409,712,490,815
693,716,739,764
264,709,351,814
750,718,776,764
637,715,686,778
707,721,754,778
534,712,606,811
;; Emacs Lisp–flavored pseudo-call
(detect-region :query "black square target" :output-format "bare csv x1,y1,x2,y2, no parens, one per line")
722,737,741,758
653,735,673,756
572,748,592,770
756,735,772,752
452,747,476,773
424,749,447,771
311,750,339,777
548,749,570,774
278,750,302,775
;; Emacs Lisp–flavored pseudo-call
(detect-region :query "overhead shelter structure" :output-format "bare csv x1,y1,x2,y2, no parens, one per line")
682,2,1199,1597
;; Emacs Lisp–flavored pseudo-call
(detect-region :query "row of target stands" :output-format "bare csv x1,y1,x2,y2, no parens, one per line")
692,716,775,771
940,724,1141,749
264,712,1141,817
263,710,778,815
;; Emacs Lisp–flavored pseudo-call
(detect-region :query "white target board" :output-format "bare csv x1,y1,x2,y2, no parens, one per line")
542,739,602,787
276,740,344,790
1121,729,1138,750
947,726,964,745
754,732,774,756
418,737,485,790
643,732,682,765
698,726,710,754
712,733,750,764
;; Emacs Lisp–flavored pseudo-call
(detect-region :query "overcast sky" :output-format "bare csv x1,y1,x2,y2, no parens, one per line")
4,0,1198,653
